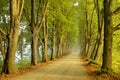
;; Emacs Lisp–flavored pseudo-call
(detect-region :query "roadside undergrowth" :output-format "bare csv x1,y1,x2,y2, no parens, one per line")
80,56,120,80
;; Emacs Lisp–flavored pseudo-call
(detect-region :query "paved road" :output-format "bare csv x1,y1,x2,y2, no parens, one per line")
7,53,91,80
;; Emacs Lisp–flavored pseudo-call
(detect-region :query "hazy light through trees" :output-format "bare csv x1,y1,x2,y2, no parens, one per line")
74,2,79,6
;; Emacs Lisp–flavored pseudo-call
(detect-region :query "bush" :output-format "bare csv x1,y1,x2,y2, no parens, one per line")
0,60,3,73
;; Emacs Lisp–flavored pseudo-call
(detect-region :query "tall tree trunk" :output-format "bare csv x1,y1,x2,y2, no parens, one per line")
20,39,23,61
85,0,90,57
42,16,48,62
87,6,95,58
94,30,104,62
94,10,104,62
31,0,48,63
102,0,113,70
51,21,56,60
57,37,63,57
62,39,67,55
31,0,38,65
31,28,39,65
90,39,98,59
92,0,102,62
2,0,24,74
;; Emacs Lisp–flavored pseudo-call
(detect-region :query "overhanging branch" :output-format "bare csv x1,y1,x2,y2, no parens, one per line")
113,23,120,32
19,0,24,19
36,1,49,31
0,27,7,36
23,8,31,24
112,6,120,15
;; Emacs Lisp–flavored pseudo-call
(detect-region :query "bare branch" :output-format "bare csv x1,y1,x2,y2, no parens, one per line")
38,37,44,46
112,6,120,15
19,0,24,19
23,8,31,24
17,0,20,12
36,1,49,31
0,27,7,36
113,23,120,32
36,0,41,24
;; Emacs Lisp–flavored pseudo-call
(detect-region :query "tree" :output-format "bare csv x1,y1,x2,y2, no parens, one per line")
101,0,113,71
24,0,48,65
42,14,49,62
2,0,24,74
90,0,104,62
31,0,39,65
51,17,56,60
0,0,9,61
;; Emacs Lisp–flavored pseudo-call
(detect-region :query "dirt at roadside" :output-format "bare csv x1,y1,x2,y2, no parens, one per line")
0,60,56,80
81,58,120,80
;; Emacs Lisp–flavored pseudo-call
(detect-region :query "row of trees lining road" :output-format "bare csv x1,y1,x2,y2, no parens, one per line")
0,0,120,75
0,0,79,74
79,0,120,73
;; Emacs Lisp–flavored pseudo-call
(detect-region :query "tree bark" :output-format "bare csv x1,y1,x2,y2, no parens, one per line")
90,39,98,59
31,0,48,64
31,28,39,65
85,0,90,57
86,6,95,58
92,0,104,62
94,25,104,62
57,37,63,57
102,0,113,70
51,21,56,60
31,0,38,65
2,0,24,74
42,16,48,62
94,9,104,62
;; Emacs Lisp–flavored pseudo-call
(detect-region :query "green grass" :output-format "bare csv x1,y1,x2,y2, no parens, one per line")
17,59,31,69
112,52,120,73
0,60,3,73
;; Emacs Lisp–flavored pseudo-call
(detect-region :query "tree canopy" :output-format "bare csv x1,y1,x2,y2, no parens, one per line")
0,0,120,76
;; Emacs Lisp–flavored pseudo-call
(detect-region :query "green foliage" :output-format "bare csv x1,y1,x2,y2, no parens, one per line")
48,0,80,46
17,59,31,69
0,0,119,75
112,30,120,73
0,60,3,73
95,69,102,75
87,58,100,66
112,52,120,72
101,67,113,74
